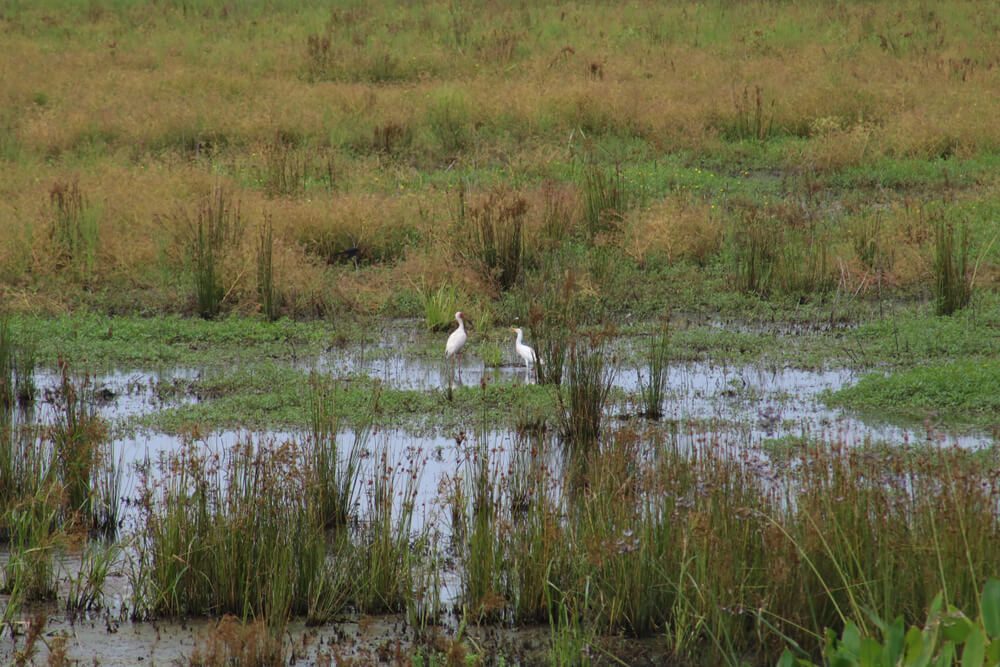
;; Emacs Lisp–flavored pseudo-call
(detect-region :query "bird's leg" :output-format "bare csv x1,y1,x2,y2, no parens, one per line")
457,351,463,381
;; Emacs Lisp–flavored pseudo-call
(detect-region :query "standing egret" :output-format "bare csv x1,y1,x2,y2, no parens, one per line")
445,311,467,381
510,327,540,381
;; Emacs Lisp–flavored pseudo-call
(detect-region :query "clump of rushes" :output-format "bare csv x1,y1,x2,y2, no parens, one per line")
448,426,1000,665
50,364,107,530
727,84,775,141
458,185,528,293
130,432,426,625
256,215,279,321
581,161,626,239
452,437,506,622
183,184,244,319
48,179,99,276
729,204,781,296
131,437,342,624
1,483,64,604
0,319,12,411
90,438,124,538
352,446,427,614
64,539,120,612
421,283,462,332
307,375,366,530
0,413,52,527
559,328,616,452
262,133,305,198
774,225,835,298
13,341,36,407
0,320,36,410
636,323,670,419
527,256,581,387
933,215,971,315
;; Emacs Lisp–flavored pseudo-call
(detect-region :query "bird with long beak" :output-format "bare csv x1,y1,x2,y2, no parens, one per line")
446,311,467,380
510,327,541,379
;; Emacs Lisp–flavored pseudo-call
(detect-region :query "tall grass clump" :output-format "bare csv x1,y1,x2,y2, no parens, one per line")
457,186,527,292
421,283,461,332
636,324,669,419
0,321,36,410
538,181,579,251
352,448,427,614
721,85,775,142
0,319,12,411
256,216,278,321
307,376,365,531
426,86,471,156
450,434,563,625
581,161,626,239
774,227,835,298
451,438,505,622
183,185,244,319
729,205,781,296
130,437,344,625
65,540,120,612
1,484,63,604
527,256,582,386
89,438,124,538
447,427,1000,664
933,216,971,315
13,342,36,407
0,415,51,526
559,330,616,451
48,179,99,276
50,366,107,529
262,134,306,198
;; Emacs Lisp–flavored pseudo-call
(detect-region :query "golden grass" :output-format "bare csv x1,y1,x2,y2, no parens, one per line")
0,1,997,315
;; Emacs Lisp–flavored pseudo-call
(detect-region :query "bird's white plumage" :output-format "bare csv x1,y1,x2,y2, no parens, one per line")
446,312,467,358
512,327,539,368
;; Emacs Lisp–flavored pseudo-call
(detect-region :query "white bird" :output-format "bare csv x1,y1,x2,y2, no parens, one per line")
510,327,541,378
445,311,467,380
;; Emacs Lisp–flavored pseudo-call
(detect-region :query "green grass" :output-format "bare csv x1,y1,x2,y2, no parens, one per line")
826,359,1000,428
5,313,344,368
141,362,559,435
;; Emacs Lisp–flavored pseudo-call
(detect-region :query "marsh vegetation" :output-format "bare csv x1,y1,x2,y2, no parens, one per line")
1,1,999,665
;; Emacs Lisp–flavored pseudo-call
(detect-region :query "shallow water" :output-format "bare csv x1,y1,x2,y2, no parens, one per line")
3,323,995,664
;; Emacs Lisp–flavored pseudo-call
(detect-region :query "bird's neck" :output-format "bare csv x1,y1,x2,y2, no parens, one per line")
515,330,523,344
457,319,465,332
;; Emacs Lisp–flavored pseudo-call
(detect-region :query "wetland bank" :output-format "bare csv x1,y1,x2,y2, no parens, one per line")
2,1,1000,665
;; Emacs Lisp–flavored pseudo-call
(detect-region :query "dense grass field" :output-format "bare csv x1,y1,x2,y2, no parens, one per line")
0,0,997,322
2,1,1000,666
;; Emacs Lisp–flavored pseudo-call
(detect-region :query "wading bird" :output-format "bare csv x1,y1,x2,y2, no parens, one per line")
445,311,467,380
510,327,540,381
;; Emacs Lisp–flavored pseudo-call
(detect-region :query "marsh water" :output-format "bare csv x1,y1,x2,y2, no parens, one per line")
2,321,995,665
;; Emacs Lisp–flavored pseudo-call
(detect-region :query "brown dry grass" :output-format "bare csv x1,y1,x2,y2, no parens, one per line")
0,1,997,316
